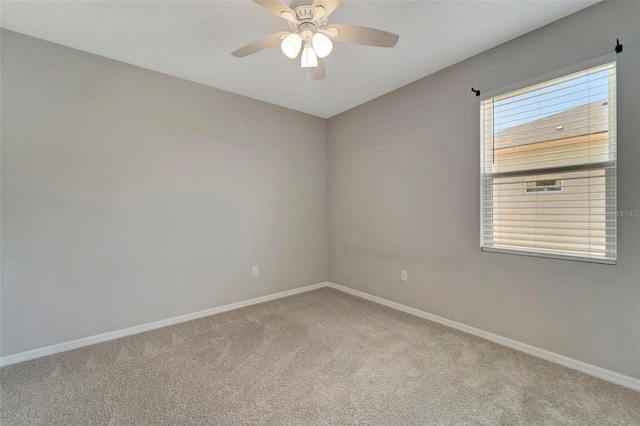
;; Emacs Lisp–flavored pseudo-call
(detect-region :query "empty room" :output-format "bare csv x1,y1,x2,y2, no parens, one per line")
1,0,639,424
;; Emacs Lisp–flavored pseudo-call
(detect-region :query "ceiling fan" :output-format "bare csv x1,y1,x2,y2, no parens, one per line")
231,0,399,80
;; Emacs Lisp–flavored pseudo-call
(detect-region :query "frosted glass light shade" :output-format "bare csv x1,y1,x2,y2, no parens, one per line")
301,43,318,68
281,33,302,59
312,32,333,58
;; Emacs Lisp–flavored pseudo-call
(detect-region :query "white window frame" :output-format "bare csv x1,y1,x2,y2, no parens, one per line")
479,55,617,265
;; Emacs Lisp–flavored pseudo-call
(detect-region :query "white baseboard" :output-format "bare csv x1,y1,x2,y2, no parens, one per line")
327,282,640,392
0,281,329,368
3,280,638,392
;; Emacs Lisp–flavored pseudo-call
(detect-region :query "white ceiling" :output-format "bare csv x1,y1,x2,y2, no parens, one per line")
1,0,598,118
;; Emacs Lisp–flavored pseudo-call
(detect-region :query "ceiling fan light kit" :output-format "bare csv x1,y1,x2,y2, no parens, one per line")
231,0,399,80
281,32,302,58
301,42,318,68
312,32,332,58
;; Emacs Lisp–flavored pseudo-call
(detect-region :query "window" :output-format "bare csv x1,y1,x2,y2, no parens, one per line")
481,62,616,264
524,179,563,193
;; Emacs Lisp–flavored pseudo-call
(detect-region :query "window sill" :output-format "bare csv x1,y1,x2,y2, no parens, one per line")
481,247,617,265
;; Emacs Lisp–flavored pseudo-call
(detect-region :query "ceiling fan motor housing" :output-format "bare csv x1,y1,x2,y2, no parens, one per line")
287,5,328,32
297,22,317,41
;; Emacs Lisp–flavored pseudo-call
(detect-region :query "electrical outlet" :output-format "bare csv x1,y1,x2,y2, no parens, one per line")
401,270,408,282
252,266,259,276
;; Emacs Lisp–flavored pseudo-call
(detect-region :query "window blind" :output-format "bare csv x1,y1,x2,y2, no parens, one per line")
481,62,617,263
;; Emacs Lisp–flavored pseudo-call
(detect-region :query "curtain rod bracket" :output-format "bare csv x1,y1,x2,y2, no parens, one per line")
471,87,480,97
615,38,623,54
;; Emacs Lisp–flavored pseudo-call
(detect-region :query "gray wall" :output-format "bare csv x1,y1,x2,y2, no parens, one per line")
328,0,640,379
1,30,328,357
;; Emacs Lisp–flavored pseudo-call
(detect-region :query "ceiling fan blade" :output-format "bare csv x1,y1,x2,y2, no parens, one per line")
310,59,325,81
253,0,298,21
231,31,289,58
311,0,341,19
319,27,339,38
327,24,399,47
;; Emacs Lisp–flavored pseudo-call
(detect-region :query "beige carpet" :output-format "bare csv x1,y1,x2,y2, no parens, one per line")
1,287,638,425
